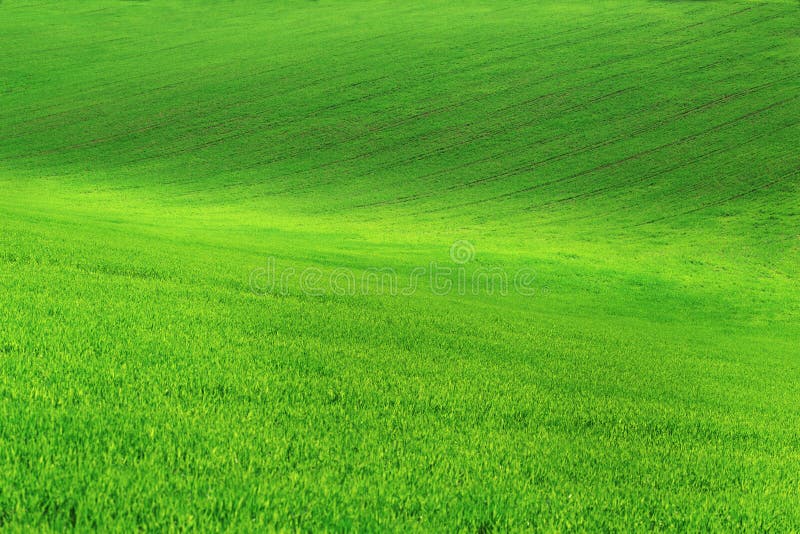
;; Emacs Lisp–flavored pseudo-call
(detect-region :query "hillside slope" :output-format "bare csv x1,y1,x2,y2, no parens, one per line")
1,0,799,530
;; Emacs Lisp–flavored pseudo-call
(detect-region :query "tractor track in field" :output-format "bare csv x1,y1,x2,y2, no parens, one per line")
4,21,420,124
402,94,798,217
3,0,792,220
544,125,800,209
250,77,772,204
517,101,800,208
3,2,635,128
5,3,766,172
242,7,785,192
631,165,800,228
5,2,748,164
220,48,657,183
235,86,645,200
224,17,781,199
120,12,658,159
350,76,796,211
527,118,800,213
239,33,781,198
69,28,651,168
526,149,799,230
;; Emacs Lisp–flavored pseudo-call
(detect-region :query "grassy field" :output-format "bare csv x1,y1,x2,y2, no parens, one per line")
1,0,799,530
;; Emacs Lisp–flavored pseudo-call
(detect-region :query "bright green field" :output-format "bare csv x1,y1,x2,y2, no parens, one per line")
2,0,799,530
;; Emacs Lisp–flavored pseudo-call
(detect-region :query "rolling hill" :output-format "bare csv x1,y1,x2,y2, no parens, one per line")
1,0,799,530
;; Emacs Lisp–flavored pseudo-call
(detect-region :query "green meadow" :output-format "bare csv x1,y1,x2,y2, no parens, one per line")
1,0,799,530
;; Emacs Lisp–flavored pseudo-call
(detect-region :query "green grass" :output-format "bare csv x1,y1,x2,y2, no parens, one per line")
1,0,799,530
